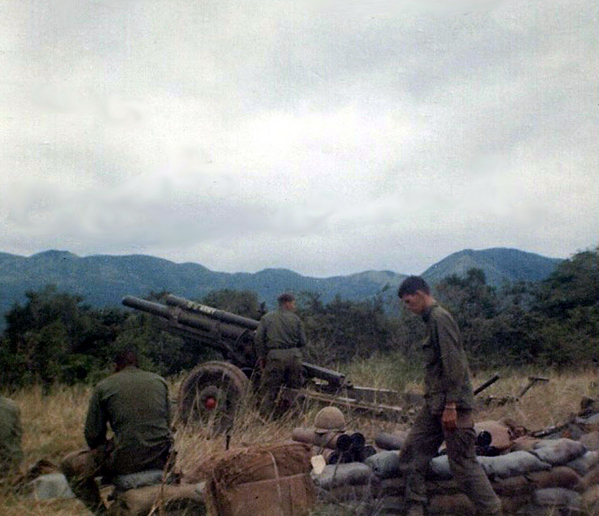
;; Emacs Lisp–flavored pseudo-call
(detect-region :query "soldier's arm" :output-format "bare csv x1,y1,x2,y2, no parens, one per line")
297,318,307,349
436,313,466,404
163,378,172,429
84,387,108,449
255,319,267,359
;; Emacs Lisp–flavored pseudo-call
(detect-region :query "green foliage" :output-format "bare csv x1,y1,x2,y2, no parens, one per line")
537,247,599,318
429,246,598,368
298,294,395,366
1,247,596,386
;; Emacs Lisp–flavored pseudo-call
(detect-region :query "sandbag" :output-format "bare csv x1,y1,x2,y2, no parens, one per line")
528,467,583,492
375,432,407,451
567,450,599,476
378,476,462,497
29,473,75,500
431,492,531,515
580,431,599,451
532,439,586,466
475,421,512,451
491,475,536,497
427,493,475,516
517,503,582,516
430,451,551,480
579,413,599,431
533,487,582,509
318,484,371,502
510,436,540,452
106,483,205,516
211,473,315,516
582,485,599,515
480,452,552,479
582,464,599,490
113,470,165,491
312,462,371,490
500,494,533,514
365,450,401,479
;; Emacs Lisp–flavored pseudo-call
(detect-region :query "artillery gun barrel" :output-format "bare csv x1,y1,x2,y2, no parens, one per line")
122,296,253,342
165,294,259,330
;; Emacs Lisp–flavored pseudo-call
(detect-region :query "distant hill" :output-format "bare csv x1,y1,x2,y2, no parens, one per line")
0,251,406,325
0,248,562,329
422,248,562,286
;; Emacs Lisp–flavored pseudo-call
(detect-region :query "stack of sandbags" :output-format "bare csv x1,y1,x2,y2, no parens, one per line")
374,431,408,451
311,463,373,503
367,438,588,515
206,442,315,516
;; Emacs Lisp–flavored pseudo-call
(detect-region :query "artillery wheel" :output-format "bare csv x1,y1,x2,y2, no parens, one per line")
177,361,250,433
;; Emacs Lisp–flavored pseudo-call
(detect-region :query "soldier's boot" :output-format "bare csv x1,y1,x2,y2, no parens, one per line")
406,503,425,516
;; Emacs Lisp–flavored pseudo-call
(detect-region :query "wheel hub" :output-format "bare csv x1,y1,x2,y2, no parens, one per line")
204,396,217,410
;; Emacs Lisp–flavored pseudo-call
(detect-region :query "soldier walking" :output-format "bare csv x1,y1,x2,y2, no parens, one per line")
255,292,307,417
393,276,502,516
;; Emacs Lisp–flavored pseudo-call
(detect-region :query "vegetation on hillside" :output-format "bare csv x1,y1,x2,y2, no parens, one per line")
0,247,596,389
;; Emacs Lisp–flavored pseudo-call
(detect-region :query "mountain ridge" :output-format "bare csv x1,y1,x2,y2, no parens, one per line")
0,247,563,329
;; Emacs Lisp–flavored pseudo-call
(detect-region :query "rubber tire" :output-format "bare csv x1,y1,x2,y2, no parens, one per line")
177,361,250,432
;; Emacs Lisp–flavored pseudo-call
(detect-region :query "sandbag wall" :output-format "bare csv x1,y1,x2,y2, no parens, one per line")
305,429,599,515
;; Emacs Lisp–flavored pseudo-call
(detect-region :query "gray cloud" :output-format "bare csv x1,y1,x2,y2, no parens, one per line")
0,0,596,276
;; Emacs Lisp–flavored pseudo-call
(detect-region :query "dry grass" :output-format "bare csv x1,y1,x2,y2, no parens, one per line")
2,360,598,515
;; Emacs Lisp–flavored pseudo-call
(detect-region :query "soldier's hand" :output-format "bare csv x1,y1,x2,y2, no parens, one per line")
442,404,457,431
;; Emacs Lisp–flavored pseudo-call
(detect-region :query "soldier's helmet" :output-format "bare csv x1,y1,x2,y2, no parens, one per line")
314,406,345,434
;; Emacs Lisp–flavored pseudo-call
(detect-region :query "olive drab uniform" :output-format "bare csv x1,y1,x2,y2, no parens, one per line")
0,396,23,477
61,366,173,515
255,307,307,414
398,303,502,516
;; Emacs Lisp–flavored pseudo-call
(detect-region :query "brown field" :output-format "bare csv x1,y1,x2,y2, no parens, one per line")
2,358,598,515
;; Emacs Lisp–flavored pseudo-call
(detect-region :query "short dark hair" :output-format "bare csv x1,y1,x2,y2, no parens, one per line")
398,276,430,298
277,292,295,305
115,349,138,369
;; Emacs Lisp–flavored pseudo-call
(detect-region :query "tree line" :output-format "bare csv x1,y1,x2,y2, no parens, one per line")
0,247,597,389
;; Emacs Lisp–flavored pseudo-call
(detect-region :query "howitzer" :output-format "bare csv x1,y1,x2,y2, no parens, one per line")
122,294,371,429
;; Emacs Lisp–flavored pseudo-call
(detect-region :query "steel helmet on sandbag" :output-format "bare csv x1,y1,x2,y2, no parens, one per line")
314,406,345,433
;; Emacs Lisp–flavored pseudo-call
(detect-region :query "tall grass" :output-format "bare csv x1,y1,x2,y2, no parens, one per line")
2,358,598,515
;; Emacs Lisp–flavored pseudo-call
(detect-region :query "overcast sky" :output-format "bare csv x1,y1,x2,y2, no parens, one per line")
0,0,597,277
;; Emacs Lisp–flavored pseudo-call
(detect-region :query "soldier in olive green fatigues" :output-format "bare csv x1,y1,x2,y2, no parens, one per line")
61,351,173,515
255,293,307,415
395,277,501,516
0,396,23,477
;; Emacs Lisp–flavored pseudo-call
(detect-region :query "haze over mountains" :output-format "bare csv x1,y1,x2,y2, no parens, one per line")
0,247,562,328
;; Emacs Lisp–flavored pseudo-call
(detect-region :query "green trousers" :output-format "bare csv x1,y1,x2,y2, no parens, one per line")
259,348,303,416
60,442,169,515
399,404,502,515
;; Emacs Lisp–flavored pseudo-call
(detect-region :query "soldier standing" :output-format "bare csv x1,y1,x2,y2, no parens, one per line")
395,276,501,516
0,396,23,478
61,350,173,515
255,292,307,416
